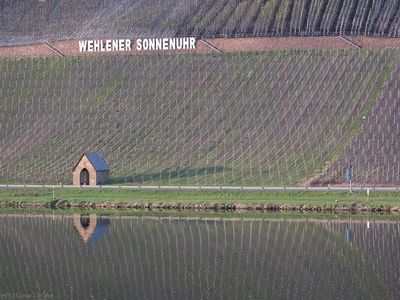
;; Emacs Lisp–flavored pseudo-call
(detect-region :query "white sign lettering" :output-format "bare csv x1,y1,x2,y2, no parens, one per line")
79,38,196,53
79,39,132,52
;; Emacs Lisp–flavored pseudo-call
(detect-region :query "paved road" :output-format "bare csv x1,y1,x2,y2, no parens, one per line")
0,184,398,193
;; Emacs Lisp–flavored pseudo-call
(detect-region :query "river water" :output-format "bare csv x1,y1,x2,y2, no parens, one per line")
0,214,398,300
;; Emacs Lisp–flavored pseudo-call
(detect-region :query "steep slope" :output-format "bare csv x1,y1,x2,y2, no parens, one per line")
0,49,398,185
318,62,400,185
1,0,400,46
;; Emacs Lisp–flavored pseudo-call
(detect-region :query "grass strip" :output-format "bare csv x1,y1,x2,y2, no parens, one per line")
0,189,400,209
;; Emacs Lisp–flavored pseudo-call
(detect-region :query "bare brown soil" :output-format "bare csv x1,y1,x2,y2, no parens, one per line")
0,44,57,58
205,36,355,52
349,36,400,48
1,36,400,59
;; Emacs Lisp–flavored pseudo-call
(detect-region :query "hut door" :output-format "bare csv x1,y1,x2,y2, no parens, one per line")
80,168,90,185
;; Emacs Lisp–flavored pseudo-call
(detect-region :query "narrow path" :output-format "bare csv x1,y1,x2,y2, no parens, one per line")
200,39,223,53
0,184,398,193
44,42,65,56
339,36,361,49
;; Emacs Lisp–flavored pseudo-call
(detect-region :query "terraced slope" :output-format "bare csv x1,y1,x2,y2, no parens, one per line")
1,0,400,46
0,49,398,186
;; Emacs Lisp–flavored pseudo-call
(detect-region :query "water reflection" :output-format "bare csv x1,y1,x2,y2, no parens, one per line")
346,224,353,243
73,214,110,243
0,215,398,299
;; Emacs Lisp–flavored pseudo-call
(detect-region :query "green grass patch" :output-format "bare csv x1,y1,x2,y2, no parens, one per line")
1,189,400,207
91,75,120,104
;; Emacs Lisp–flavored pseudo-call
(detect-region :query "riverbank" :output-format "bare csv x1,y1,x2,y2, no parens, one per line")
2,207,400,222
1,189,400,213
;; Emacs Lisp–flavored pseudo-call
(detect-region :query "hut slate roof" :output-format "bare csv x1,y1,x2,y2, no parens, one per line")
86,152,110,171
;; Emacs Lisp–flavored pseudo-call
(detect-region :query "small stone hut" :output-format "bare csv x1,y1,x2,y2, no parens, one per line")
73,152,110,186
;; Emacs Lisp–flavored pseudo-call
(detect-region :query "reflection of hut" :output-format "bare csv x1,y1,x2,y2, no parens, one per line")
73,215,110,243
72,152,110,186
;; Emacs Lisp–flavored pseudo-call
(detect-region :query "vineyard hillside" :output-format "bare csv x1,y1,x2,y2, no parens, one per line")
1,0,400,46
0,49,399,186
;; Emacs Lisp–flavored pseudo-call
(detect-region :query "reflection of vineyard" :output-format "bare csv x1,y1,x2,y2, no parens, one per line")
0,216,393,299
327,220,400,300
1,49,399,186
2,0,400,46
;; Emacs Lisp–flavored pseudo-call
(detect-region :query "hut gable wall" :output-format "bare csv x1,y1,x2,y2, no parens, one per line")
73,155,97,186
